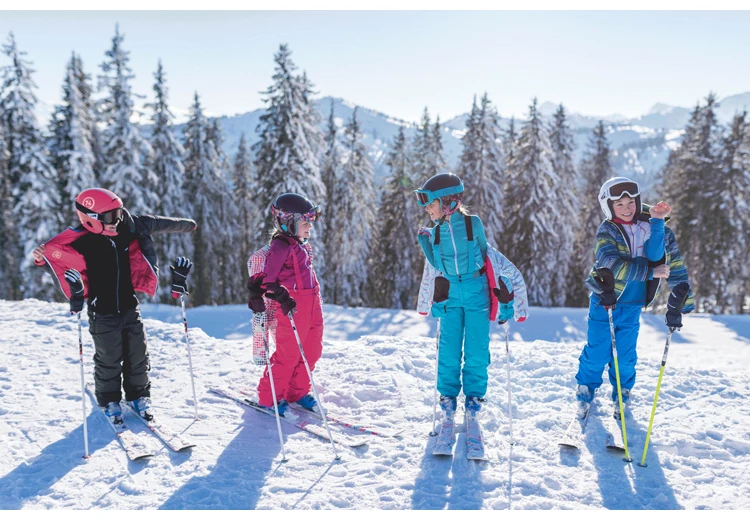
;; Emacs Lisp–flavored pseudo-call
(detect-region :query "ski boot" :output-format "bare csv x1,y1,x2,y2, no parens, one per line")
262,400,290,417
128,396,153,421
439,395,457,419
465,396,485,414
102,401,123,425
613,389,631,420
576,385,594,420
295,394,320,413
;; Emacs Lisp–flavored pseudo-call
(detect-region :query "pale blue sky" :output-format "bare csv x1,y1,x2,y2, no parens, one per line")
1,10,749,123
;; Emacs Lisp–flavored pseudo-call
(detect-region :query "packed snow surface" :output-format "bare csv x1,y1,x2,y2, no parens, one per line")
1,299,748,510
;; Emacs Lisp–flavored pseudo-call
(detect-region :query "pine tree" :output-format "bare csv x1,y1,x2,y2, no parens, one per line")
0,124,21,299
252,44,326,243
503,98,560,306
456,93,505,246
98,25,157,215
0,32,59,299
327,107,376,306
233,133,257,289
567,121,614,306
412,107,441,182
183,93,223,306
548,104,578,306
712,112,748,313
320,99,341,300
146,60,191,302
502,117,519,172
662,94,723,311
369,127,421,308
48,53,98,229
207,117,241,304
737,113,750,313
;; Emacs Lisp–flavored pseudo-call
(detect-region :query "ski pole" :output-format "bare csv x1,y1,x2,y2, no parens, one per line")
607,307,632,463
180,294,199,420
78,312,90,459
260,315,287,462
638,327,675,468
288,312,341,460
504,321,516,446
430,319,441,437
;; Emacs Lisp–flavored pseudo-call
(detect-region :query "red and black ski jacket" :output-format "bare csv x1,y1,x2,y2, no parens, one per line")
36,209,196,315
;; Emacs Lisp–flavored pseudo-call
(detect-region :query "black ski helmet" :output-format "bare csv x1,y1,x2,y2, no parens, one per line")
271,193,320,237
415,173,464,214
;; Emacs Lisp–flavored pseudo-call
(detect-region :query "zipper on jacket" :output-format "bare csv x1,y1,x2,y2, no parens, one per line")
446,220,460,275
109,238,120,314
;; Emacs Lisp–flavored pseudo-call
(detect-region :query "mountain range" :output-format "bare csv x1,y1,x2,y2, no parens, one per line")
169,91,750,197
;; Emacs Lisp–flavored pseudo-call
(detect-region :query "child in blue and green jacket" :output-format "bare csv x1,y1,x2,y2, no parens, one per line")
415,173,519,415
575,177,694,418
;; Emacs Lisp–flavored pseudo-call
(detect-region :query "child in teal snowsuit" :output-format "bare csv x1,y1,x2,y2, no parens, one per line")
575,177,694,417
415,173,512,413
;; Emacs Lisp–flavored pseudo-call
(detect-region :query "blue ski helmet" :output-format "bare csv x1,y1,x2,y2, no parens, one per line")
415,173,464,214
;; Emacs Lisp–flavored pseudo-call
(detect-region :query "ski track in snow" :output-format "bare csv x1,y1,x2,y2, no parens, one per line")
1,299,749,510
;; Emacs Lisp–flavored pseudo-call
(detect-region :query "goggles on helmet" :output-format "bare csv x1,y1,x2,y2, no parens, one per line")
605,181,639,201
271,205,321,223
414,185,464,207
75,203,123,225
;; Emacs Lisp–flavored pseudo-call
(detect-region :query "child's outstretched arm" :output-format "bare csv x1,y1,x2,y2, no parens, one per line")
663,227,695,313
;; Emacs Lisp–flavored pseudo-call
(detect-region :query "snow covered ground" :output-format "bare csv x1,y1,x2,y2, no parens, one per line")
1,298,749,510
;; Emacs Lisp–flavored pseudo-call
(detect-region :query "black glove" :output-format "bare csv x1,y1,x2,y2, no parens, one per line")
264,282,296,316
64,269,84,314
493,275,515,324
433,277,450,303
666,282,690,329
593,268,617,308
247,273,266,313
170,257,193,298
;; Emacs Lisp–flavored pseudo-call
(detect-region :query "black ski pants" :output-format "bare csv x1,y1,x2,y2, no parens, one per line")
88,306,151,406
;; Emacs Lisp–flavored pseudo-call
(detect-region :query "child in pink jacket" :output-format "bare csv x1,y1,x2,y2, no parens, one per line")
247,193,324,416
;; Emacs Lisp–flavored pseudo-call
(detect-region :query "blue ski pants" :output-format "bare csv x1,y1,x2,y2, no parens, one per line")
432,272,491,398
575,299,642,402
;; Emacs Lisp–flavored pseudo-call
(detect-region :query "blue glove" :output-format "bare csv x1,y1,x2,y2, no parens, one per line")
494,275,515,324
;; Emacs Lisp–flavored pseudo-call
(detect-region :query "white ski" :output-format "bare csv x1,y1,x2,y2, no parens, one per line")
432,412,456,456
465,409,488,461
122,401,196,452
558,402,592,450
210,387,368,448
85,385,153,461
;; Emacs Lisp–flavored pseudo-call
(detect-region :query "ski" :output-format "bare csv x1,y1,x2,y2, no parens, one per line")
465,410,488,461
122,401,196,452
84,385,154,461
604,407,626,452
432,412,456,456
558,402,592,450
237,388,403,438
210,387,368,448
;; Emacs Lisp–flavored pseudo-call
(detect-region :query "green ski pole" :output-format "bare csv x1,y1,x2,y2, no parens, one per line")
638,327,674,468
607,307,633,463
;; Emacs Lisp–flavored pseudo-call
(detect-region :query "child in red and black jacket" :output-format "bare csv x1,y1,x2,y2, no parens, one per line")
33,188,195,423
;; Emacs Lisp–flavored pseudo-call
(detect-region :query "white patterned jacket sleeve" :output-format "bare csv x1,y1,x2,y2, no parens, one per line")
487,245,529,322
417,261,441,315
247,245,278,365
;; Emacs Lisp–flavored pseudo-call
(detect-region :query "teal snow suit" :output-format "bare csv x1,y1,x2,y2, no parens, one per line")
417,212,490,399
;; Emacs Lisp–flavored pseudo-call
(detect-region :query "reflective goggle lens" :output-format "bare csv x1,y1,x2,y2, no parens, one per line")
608,182,639,200
300,207,321,223
415,191,431,206
99,208,123,225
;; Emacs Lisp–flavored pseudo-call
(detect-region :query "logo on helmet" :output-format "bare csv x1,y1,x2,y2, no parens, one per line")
82,197,95,209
